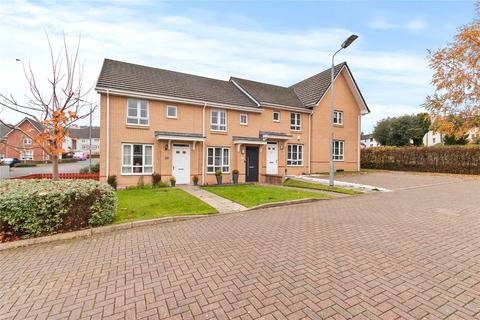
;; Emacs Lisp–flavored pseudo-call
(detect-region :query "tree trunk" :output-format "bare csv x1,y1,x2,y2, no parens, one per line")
52,155,59,180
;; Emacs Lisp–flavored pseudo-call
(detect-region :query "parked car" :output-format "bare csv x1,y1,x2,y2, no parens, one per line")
73,151,89,161
62,151,75,159
1,158,21,167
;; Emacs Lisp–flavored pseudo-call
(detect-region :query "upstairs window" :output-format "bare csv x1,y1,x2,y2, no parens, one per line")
166,105,177,119
23,137,32,145
333,111,343,125
290,112,301,131
240,114,248,125
127,99,149,125
273,111,280,122
211,109,227,131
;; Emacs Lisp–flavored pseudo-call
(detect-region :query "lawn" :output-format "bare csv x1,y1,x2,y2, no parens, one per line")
283,178,362,195
202,184,331,208
115,187,217,223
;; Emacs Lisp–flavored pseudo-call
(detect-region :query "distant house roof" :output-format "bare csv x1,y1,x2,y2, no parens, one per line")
361,133,374,140
230,77,304,109
96,59,257,109
0,123,11,138
69,127,100,139
96,59,369,114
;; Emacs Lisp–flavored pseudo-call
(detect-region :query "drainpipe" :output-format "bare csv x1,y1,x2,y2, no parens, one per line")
202,102,207,184
357,114,361,171
106,90,110,178
308,111,312,174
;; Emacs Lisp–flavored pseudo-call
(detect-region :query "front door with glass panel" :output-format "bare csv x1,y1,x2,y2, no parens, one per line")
266,142,278,175
172,145,190,184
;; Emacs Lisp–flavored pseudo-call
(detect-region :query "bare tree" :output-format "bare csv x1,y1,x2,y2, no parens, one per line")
0,33,95,179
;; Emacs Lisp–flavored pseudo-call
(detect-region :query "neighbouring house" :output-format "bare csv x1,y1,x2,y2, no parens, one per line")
69,127,101,155
360,133,380,148
0,118,48,161
96,59,370,186
423,130,443,146
0,118,100,161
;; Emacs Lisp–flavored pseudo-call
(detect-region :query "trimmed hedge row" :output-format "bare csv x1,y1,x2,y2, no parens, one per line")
361,146,480,174
0,179,116,238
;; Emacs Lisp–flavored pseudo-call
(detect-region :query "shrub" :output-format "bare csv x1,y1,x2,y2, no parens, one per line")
192,175,199,183
14,163,37,168
215,169,222,176
79,162,100,173
0,179,116,238
107,175,118,190
361,146,480,174
232,169,239,175
152,172,162,187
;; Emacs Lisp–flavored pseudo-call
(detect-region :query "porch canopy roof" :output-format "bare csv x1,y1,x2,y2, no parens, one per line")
232,136,267,145
154,131,205,142
259,131,292,140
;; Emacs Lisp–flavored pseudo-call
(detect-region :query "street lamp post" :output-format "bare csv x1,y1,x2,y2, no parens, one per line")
329,34,358,187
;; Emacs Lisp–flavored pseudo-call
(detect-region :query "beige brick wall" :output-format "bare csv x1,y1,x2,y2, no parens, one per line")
99,68,363,187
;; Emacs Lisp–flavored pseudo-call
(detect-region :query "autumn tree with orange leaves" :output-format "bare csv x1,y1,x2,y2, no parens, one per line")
425,1,480,141
0,34,94,179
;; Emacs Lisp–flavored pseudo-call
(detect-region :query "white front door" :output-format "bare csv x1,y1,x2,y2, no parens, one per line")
172,145,190,184
266,142,278,175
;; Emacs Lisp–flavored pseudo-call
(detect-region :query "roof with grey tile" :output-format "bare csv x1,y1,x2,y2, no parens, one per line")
0,123,11,138
69,127,100,139
290,62,346,107
230,77,304,109
96,59,257,108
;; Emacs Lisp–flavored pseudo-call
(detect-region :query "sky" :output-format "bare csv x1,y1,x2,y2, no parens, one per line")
0,0,476,132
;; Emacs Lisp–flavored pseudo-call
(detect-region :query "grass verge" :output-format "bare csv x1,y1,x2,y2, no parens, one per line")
283,178,362,195
115,187,217,223
202,184,331,208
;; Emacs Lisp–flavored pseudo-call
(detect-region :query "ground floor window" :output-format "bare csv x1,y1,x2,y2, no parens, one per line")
121,144,153,174
207,147,230,173
20,150,33,160
332,140,344,161
287,144,303,166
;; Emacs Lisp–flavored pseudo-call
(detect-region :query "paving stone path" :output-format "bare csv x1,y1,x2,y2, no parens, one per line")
179,185,247,213
1,173,480,319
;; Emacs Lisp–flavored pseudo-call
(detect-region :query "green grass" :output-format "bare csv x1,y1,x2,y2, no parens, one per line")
115,187,217,223
202,184,331,208
283,178,362,195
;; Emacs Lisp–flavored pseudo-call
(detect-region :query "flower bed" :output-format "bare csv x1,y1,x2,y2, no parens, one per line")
0,179,116,240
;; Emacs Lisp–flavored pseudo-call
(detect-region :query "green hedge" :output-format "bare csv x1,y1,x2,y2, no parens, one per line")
361,146,480,174
0,179,117,238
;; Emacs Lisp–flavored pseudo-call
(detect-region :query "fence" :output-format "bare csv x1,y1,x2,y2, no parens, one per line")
14,173,99,180
0,166,9,180
361,146,480,175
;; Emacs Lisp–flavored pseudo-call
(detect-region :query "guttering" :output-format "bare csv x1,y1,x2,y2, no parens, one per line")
106,89,110,177
261,103,312,113
154,134,205,142
95,87,263,113
202,102,206,185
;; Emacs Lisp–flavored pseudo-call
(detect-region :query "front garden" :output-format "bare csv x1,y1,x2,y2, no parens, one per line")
202,184,331,207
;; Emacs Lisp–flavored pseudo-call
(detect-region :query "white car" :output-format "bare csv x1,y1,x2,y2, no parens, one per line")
73,151,89,161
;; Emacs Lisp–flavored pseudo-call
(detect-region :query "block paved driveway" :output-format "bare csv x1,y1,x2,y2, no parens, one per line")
1,172,480,319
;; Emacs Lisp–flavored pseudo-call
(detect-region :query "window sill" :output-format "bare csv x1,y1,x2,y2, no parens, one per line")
333,124,344,127
210,130,228,135
287,164,304,167
121,173,154,176
126,124,150,130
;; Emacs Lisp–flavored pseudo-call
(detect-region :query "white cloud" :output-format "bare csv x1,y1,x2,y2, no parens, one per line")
0,0,433,131
369,17,428,31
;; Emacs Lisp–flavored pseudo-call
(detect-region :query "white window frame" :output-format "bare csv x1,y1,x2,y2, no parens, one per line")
290,112,301,131
332,140,344,161
121,143,154,175
23,137,32,145
20,150,33,160
126,99,149,126
333,110,343,125
166,105,177,119
210,109,227,132
207,147,230,173
287,144,303,166
273,111,280,122
240,113,248,126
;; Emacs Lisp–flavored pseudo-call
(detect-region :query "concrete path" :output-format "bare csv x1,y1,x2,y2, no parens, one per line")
179,185,247,213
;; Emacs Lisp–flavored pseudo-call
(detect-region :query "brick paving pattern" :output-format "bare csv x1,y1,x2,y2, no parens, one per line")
1,173,480,319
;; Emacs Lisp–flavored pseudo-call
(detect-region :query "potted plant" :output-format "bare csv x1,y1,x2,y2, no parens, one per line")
192,175,199,186
232,169,239,184
170,176,176,187
215,169,222,185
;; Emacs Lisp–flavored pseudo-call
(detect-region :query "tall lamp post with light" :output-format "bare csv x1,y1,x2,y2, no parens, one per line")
329,34,358,187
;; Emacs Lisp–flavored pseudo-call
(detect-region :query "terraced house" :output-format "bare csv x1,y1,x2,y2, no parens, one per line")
96,59,369,186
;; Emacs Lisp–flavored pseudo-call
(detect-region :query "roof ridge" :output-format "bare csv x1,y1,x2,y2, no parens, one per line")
289,61,347,88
